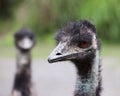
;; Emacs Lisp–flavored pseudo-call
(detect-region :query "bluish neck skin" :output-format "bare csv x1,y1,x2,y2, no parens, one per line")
73,51,100,96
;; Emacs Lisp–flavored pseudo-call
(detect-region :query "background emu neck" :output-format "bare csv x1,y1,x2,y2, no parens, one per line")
72,51,100,96
12,49,32,96
17,50,31,71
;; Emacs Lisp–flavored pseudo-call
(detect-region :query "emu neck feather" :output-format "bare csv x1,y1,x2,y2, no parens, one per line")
17,50,30,64
16,50,31,72
74,51,99,96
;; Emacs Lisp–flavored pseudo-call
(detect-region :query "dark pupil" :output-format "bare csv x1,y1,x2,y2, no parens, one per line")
30,36,33,39
16,36,22,41
79,41,90,48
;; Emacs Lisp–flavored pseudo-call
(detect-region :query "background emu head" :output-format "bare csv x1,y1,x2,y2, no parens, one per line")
48,20,100,63
14,28,35,51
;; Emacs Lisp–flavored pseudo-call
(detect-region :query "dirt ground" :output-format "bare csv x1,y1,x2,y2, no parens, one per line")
0,57,120,96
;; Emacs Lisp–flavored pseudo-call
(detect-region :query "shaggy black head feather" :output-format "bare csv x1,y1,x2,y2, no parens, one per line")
55,20,96,41
14,28,35,39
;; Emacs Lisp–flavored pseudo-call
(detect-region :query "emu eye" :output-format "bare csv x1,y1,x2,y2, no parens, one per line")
30,36,33,40
79,41,90,48
16,36,22,41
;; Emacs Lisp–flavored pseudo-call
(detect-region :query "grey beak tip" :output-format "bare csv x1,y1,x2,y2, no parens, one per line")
48,58,53,63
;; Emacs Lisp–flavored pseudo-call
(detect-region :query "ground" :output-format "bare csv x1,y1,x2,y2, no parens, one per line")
0,57,120,96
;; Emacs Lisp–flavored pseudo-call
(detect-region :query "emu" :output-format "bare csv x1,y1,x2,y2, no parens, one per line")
48,20,102,96
12,28,36,96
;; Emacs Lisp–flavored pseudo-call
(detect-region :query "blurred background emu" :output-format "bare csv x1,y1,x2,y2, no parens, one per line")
0,0,120,96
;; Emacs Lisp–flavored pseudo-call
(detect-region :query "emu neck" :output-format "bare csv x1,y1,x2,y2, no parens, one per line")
72,51,99,96
17,49,31,72
12,49,32,96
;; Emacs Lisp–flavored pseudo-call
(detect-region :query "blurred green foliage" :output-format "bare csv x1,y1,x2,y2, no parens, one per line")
0,0,120,44
0,0,23,19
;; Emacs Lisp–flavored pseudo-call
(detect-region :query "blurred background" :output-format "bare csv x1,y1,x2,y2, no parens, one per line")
0,0,120,96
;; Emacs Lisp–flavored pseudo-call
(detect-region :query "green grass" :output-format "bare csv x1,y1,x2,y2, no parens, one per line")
0,43,55,59
32,43,55,59
101,44,120,58
0,43,120,59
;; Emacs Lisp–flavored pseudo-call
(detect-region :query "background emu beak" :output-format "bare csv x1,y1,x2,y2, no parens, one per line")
19,37,33,49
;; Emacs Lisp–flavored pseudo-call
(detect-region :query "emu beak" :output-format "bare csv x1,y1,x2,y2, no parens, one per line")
48,42,84,63
48,42,67,63
19,37,33,49
48,41,95,63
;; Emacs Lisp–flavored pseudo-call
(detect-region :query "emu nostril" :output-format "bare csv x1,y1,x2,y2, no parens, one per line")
56,53,62,55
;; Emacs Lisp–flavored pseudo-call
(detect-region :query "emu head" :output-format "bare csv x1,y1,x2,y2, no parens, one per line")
48,20,100,63
14,28,35,51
